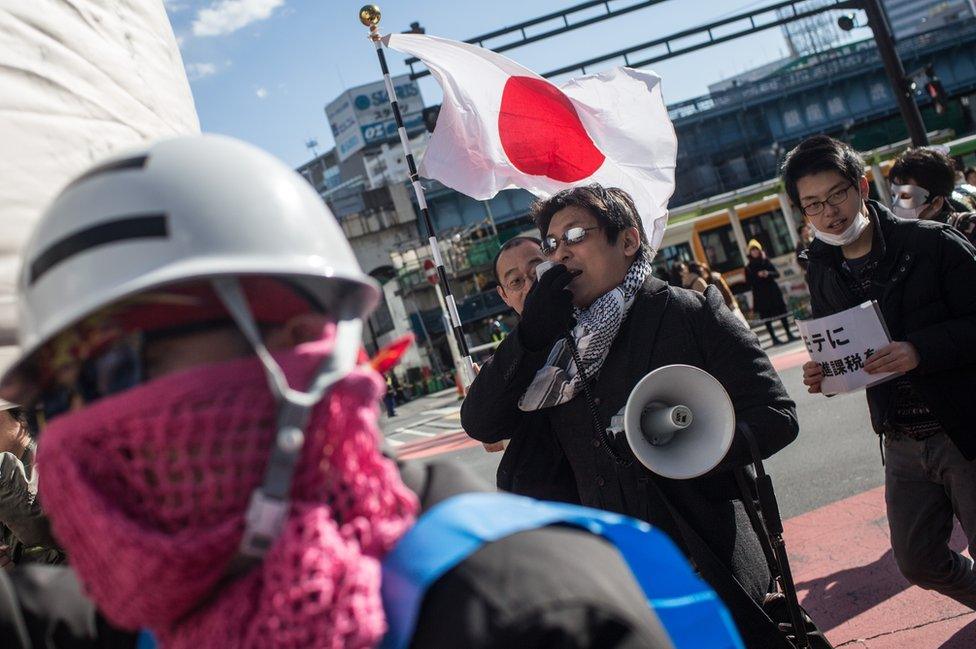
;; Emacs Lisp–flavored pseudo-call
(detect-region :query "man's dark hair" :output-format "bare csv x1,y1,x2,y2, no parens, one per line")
491,235,542,286
889,147,957,198
965,166,976,178
780,135,865,208
531,184,649,251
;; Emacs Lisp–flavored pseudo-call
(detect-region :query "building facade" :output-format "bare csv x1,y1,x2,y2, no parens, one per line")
669,21,976,206
883,0,975,39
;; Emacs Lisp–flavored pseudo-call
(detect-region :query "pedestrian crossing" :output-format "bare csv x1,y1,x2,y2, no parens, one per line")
385,408,464,448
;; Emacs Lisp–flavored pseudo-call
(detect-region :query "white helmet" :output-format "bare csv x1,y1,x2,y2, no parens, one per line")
2,134,378,390
2,134,382,564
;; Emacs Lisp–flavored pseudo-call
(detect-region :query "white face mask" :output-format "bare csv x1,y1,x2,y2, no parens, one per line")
811,210,871,246
890,183,931,220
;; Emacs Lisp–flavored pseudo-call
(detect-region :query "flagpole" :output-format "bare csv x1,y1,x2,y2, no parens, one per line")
359,5,475,391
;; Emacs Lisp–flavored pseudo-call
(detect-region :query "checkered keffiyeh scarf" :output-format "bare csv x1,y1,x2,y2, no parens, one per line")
519,253,652,411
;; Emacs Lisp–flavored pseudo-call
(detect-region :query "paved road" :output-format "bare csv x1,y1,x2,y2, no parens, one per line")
380,341,883,519
379,341,976,646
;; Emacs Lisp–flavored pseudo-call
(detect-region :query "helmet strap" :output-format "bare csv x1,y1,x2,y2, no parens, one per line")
210,277,362,572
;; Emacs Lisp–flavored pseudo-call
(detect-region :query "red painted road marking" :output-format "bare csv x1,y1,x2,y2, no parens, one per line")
771,347,809,371
396,430,480,460
397,431,976,645
785,485,974,647
397,347,807,457
396,347,810,462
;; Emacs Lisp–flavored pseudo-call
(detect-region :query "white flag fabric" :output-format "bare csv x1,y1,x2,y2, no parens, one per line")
384,33,677,254
0,1,199,340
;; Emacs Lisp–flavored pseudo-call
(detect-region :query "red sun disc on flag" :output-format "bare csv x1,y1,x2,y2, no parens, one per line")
498,76,606,183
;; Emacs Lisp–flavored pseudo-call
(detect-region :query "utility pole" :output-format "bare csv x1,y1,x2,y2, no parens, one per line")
856,0,929,145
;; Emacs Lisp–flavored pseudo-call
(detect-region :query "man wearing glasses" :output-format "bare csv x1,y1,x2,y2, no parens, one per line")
461,236,580,504
788,135,976,609
463,184,802,647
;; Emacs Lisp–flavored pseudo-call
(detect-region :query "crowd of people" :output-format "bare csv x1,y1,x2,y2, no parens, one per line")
473,136,976,645
0,131,973,649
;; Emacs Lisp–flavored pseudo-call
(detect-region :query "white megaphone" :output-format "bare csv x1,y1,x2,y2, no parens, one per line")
609,364,736,479
613,366,820,646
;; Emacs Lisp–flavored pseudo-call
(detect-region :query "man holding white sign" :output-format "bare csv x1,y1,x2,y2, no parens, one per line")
783,135,976,610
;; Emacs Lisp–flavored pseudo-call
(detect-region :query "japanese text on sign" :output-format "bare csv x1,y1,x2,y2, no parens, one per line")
797,301,897,395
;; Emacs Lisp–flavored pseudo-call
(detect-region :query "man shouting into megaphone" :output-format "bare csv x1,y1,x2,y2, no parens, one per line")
462,184,802,648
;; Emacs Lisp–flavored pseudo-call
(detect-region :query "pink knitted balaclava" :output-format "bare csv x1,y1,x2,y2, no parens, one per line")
36,331,418,648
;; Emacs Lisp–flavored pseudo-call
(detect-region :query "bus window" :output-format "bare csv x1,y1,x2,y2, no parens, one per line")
699,224,743,273
652,242,693,279
741,209,793,258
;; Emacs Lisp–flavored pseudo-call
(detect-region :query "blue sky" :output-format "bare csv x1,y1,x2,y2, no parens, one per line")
165,1,870,168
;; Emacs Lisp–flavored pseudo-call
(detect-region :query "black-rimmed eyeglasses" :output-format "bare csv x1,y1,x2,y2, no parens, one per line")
801,184,854,216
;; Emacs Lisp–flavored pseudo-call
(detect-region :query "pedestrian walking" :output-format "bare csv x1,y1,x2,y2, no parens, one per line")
745,240,796,345
383,373,398,417
678,261,747,326
0,405,62,568
787,135,976,610
795,224,814,272
889,147,976,246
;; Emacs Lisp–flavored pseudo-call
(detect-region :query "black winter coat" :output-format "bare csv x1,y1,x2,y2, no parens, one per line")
745,257,788,318
805,201,976,459
462,331,580,504
464,276,800,647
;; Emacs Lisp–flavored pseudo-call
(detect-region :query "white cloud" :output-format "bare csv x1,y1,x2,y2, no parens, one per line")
192,0,285,37
255,87,268,99
185,62,218,80
164,0,191,11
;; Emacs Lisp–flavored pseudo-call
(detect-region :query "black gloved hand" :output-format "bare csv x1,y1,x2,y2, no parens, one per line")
517,264,577,351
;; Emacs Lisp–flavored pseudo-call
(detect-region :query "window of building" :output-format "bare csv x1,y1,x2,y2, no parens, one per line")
806,103,825,123
699,224,744,273
461,194,488,224
323,166,341,190
368,295,395,338
870,82,888,103
783,109,802,130
741,209,793,258
430,195,462,231
827,96,846,117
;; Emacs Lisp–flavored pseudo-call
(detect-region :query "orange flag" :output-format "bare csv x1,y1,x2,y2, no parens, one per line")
370,334,415,374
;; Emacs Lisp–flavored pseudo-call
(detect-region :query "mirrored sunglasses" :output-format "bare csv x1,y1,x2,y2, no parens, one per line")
541,226,601,257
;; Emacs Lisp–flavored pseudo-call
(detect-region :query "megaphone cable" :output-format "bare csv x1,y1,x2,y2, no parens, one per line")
566,336,633,467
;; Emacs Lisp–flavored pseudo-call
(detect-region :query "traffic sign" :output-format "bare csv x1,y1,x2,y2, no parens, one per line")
424,259,438,285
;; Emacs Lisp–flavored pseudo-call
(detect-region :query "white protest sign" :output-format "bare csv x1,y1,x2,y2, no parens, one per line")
797,301,897,396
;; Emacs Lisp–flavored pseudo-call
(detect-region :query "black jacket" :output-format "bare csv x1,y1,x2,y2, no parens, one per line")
464,276,800,647
805,201,976,459
462,332,580,503
745,257,788,318
0,462,669,649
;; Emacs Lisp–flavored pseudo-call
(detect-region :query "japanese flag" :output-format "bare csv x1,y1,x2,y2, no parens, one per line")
385,33,677,253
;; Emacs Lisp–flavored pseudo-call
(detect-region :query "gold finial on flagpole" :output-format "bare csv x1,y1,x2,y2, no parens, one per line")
359,5,382,40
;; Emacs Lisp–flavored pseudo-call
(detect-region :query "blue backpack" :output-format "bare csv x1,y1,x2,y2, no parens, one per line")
381,492,744,649
139,492,743,649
